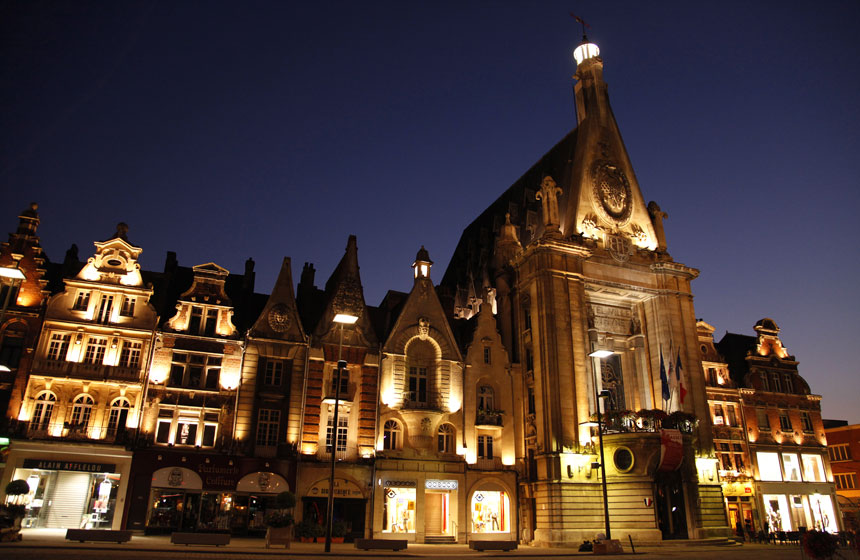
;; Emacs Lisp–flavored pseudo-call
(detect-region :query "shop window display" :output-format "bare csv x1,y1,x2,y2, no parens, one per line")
801,454,825,482
470,490,510,533
763,494,792,532
13,467,121,529
808,493,837,532
782,453,801,481
382,487,415,533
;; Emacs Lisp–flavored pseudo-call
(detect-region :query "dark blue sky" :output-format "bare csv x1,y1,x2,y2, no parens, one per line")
2,1,858,422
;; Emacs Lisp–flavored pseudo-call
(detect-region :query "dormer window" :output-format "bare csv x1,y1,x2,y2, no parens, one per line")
169,352,221,389
189,306,219,336
95,294,114,324
73,290,91,311
483,347,491,364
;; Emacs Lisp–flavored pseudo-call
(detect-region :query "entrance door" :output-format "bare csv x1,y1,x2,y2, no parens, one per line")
425,493,443,535
654,472,688,540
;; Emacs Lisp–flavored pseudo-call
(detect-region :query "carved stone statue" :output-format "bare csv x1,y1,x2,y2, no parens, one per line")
647,201,668,252
536,175,563,236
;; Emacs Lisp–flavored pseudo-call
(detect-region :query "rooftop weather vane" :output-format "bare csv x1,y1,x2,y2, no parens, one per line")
570,12,591,41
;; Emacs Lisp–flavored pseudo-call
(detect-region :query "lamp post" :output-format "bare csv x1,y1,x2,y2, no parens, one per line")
324,312,358,553
589,349,614,540
0,266,26,373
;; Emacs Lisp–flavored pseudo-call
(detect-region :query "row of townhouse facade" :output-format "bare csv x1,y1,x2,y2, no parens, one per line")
0,208,519,543
0,38,845,546
699,319,842,536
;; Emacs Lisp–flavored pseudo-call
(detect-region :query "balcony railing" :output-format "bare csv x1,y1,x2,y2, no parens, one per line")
474,457,503,470
402,390,441,410
316,446,350,462
591,410,698,435
476,411,504,427
32,359,142,382
8,419,133,444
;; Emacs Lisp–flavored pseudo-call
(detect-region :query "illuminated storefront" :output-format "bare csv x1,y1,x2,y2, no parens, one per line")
383,485,416,533
470,486,510,534
0,442,132,530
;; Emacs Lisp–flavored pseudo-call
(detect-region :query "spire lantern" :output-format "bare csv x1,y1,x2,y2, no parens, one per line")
573,40,600,66
412,246,433,280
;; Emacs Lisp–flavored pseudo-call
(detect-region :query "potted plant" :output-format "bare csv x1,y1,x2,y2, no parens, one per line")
330,520,348,543
311,521,325,543
1,480,29,542
294,519,318,543
264,490,296,549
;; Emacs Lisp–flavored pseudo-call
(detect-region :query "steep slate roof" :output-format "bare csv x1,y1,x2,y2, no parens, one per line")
715,332,757,386
441,129,578,291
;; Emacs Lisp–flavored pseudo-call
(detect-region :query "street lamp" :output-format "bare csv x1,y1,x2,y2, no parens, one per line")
0,265,26,373
324,312,358,553
588,349,613,540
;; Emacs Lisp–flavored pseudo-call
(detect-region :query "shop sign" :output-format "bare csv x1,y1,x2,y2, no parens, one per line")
383,480,416,488
657,429,683,472
196,463,240,490
23,459,115,473
425,479,458,490
310,478,364,498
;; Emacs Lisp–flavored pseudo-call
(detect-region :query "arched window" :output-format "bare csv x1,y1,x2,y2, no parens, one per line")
31,392,56,431
437,423,454,454
383,419,401,450
406,339,434,407
70,394,94,428
478,385,495,411
107,398,131,436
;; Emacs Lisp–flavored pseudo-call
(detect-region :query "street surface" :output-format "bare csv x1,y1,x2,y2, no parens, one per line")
2,530,859,560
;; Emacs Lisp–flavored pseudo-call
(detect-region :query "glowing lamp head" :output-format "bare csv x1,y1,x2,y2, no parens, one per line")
589,349,614,358
573,42,600,66
333,313,358,325
0,267,25,282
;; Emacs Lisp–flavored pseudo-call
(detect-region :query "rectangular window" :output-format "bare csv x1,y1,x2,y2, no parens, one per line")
801,454,825,482
757,409,770,430
47,333,71,361
757,452,783,481
73,290,91,311
784,375,794,393
264,360,283,386
119,341,142,369
528,388,536,415
761,374,769,391
95,294,114,324
782,453,802,481
169,352,221,389
523,306,531,331
120,296,135,317
525,349,534,371
801,412,814,433
256,409,280,447
331,365,349,396
483,347,491,364
175,419,198,445
478,435,494,459
713,404,725,425
771,373,782,392
829,444,851,462
156,420,171,443
189,307,202,333
201,422,217,447
835,473,857,490
779,413,792,431
407,366,427,403
726,405,738,426
83,337,107,365
707,368,717,385
204,309,218,336
325,414,348,453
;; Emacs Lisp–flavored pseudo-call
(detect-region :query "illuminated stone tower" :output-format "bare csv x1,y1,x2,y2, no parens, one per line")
443,38,729,545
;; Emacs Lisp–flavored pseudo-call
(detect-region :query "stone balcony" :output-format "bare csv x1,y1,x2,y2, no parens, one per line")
32,358,141,383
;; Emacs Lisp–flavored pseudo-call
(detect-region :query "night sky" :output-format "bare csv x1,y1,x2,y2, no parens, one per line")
2,2,858,422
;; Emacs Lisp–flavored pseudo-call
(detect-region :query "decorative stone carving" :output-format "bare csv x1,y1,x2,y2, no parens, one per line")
607,234,631,263
535,175,563,236
630,223,649,247
647,201,668,252
332,277,363,319
267,303,291,333
421,417,431,433
418,317,430,340
580,213,602,239
591,162,632,226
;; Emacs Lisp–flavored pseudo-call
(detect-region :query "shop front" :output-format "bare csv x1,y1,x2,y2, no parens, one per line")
722,481,756,535
1,441,132,530
125,450,294,535
466,477,515,542
302,476,367,541
372,471,464,543
757,482,840,533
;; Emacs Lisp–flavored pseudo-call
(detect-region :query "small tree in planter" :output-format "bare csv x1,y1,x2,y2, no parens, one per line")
329,520,348,543
264,491,296,549
294,519,318,543
1,480,29,542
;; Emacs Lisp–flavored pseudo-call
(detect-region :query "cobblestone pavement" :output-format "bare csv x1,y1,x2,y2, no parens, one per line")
3,530,859,560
